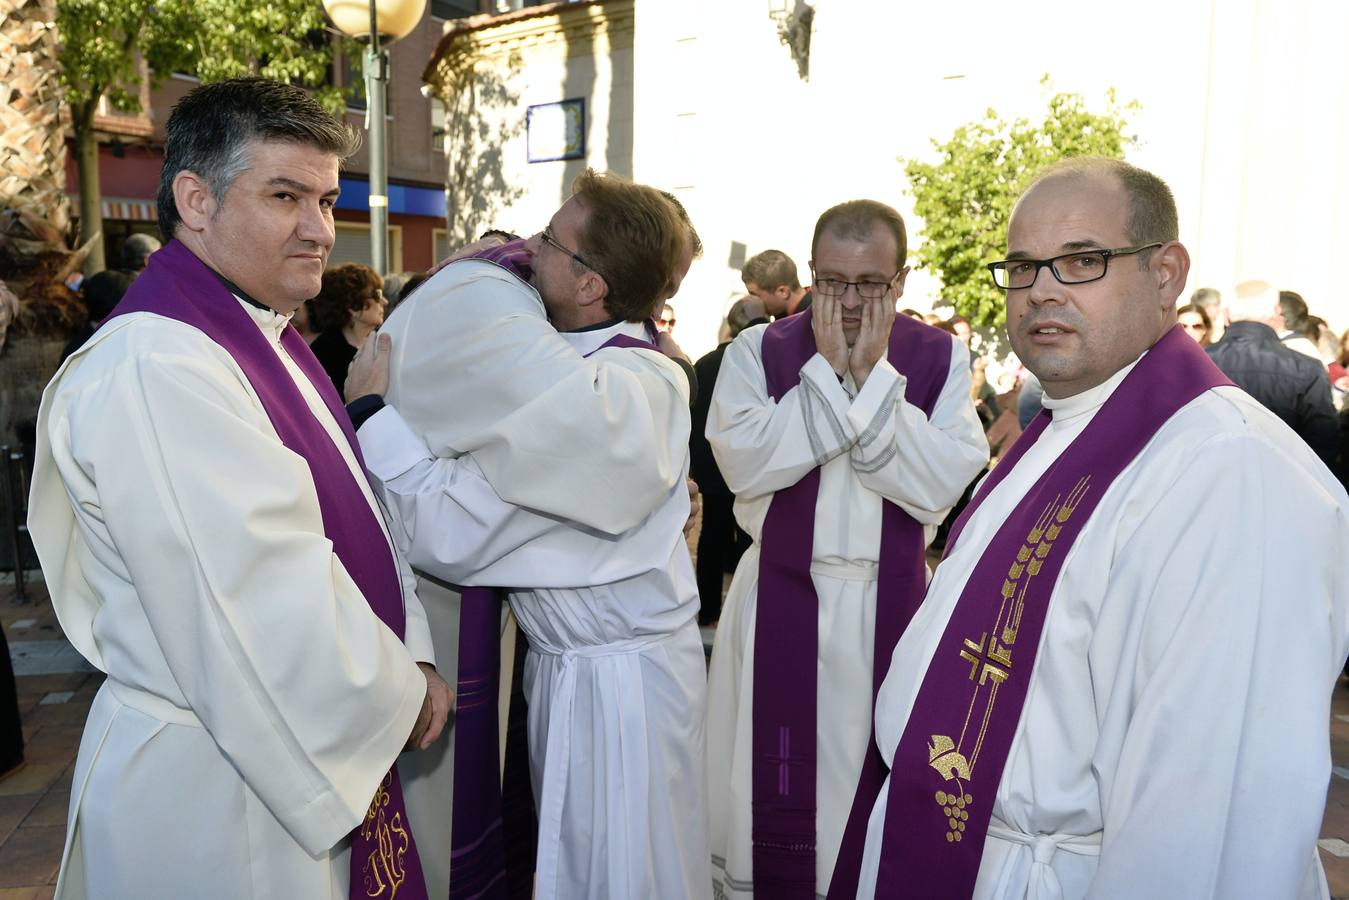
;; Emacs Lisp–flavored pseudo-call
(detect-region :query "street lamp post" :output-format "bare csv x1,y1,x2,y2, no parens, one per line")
321,0,427,276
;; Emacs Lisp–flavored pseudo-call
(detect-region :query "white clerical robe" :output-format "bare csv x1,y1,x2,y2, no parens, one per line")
705,325,989,897
365,262,707,899
29,301,433,900
856,356,1349,900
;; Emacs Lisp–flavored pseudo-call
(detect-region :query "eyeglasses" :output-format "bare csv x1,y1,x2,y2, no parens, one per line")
540,226,602,279
986,243,1164,290
811,267,900,300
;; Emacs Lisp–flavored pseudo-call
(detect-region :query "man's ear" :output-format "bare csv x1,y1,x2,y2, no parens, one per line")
892,266,912,299
173,170,216,233
576,271,609,308
1154,241,1191,312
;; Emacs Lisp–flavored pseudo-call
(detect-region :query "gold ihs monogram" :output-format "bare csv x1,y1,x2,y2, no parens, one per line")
362,774,410,898
925,478,1090,841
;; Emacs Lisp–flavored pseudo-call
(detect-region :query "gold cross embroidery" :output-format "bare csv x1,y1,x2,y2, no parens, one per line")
959,632,1011,685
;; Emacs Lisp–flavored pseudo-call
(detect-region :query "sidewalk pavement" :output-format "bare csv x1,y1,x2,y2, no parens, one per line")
3,578,1349,898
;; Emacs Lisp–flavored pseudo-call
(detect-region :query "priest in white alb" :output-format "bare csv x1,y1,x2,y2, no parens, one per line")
705,199,989,898
844,158,1349,900
346,171,711,899
27,79,452,900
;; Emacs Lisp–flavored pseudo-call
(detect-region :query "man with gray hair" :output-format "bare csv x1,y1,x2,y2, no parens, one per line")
1207,279,1337,465
118,232,161,273
29,78,451,899
846,157,1349,900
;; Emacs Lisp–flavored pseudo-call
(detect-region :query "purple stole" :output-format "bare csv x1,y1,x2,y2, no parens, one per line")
867,327,1230,898
756,310,951,898
448,319,658,899
107,240,429,900
450,589,535,900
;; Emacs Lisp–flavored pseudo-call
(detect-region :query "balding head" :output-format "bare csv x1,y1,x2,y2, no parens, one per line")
1020,157,1179,250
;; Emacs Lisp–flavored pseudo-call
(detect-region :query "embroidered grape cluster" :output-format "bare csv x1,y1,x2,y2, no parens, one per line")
935,790,971,842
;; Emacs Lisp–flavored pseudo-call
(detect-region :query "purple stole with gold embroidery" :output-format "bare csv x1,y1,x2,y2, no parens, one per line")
756,309,951,897
448,318,659,899
868,327,1230,897
108,240,429,900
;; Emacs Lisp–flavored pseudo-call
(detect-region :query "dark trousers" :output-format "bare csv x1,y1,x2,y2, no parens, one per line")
696,491,748,625
0,625,22,773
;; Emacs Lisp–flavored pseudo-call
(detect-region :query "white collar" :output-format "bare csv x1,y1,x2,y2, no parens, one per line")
1040,350,1145,426
557,319,648,356
234,294,293,343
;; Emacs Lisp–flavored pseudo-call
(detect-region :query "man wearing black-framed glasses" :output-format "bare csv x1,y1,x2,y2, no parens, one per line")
846,156,1349,900
704,199,988,899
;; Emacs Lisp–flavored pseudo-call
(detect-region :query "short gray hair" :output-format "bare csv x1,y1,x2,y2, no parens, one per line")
156,77,359,240
121,233,161,270
1228,280,1279,323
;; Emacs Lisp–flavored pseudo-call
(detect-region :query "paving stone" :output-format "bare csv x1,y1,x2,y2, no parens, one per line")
1324,847,1349,900
0,825,62,888
23,702,90,728
0,795,40,845
20,792,67,829
10,675,87,697
20,727,81,770
0,766,63,799
8,642,93,677
0,887,42,899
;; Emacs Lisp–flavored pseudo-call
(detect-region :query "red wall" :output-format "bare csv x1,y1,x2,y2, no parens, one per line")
65,142,163,199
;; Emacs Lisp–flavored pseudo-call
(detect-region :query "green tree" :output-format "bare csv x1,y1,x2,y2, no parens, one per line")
904,81,1139,329
56,0,352,271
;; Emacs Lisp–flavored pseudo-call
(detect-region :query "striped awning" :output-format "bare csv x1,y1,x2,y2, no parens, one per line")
100,198,157,221
66,196,158,222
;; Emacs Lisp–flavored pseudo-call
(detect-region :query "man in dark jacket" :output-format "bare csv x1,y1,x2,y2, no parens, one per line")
689,296,763,625
1206,279,1337,467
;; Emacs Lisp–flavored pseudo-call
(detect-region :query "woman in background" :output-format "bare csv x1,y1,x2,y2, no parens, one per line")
309,263,386,393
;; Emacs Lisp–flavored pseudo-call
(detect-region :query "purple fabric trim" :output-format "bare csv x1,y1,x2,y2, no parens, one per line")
467,238,533,283
107,240,428,899
449,587,502,900
582,320,660,356
755,309,952,897
872,327,1231,898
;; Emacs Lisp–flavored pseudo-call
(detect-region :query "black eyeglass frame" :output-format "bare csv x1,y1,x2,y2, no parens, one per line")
540,226,603,280
809,264,902,301
986,242,1165,291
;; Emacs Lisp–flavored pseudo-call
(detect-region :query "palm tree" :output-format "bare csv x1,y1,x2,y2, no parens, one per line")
0,0,89,452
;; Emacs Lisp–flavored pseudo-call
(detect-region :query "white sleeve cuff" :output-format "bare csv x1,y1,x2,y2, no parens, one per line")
357,406,436,482
799,353,859,461
847,358,905,447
